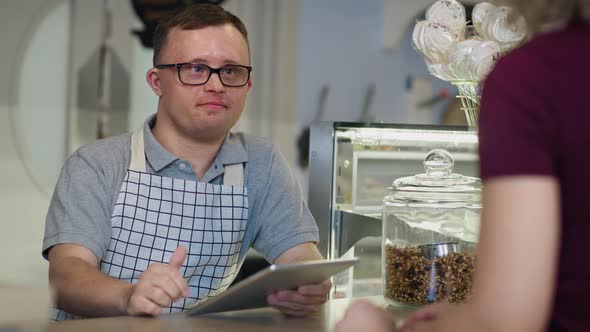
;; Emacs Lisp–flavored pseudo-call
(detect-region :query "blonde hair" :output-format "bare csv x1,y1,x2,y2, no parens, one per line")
500,0,590,35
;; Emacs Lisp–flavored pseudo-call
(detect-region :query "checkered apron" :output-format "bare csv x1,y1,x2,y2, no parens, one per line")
53,128,249,320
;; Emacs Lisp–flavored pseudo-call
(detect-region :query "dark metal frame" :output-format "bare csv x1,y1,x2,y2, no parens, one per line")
155,63,252,87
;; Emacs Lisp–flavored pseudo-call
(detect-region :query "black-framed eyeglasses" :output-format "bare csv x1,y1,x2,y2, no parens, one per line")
155,63,252,87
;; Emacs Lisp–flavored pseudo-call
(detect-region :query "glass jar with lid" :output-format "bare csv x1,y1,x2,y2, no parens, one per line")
382,149,481,307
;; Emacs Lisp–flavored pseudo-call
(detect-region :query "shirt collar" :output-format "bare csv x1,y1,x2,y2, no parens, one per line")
142,114,248,173
143,115,177,172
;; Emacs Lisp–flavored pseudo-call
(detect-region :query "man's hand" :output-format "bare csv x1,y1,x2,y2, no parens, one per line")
334,300,397,332
269,242,330,316
266,279,332,317
126,246,190,316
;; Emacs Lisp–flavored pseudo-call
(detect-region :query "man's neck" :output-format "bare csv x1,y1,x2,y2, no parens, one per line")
151,121,226,180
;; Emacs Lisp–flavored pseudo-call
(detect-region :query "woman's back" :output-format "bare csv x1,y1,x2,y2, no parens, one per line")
479,21,590,331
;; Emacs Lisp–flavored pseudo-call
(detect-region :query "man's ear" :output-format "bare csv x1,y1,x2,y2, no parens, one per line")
246,76,253,92
146,68,162,97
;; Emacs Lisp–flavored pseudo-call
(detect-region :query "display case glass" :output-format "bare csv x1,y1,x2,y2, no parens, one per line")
308,122,479,298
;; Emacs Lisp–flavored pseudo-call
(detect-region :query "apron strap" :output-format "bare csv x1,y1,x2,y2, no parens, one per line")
130,127,146,172
224,163,244,187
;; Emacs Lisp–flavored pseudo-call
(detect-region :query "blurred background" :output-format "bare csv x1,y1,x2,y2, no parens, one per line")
0,0,478,287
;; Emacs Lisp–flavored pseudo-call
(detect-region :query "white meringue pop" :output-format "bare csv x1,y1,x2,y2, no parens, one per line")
470,40,501,80
426,0,467,37
448,39,481,81
472,2,496,36
448,39,501,81
414,1,526,83
480,6,527,52
412,20,458,63
426,59,456,81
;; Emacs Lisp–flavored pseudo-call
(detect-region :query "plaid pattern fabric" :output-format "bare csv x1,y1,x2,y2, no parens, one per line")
53,170,248,320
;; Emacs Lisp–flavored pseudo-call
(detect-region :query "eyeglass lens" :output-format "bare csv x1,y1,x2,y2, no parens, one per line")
180,64,249,86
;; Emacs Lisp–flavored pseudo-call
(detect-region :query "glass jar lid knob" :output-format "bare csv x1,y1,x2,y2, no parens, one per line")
424,149,454,177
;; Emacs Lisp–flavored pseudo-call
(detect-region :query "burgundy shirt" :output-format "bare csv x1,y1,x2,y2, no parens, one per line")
478,22,590,331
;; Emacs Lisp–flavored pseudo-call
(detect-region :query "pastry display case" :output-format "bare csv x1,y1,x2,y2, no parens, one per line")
307,121,479,298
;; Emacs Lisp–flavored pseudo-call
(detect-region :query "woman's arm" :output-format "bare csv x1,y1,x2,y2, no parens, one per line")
411,176,560,332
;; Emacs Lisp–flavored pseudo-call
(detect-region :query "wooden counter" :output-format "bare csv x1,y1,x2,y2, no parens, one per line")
13,297,414,332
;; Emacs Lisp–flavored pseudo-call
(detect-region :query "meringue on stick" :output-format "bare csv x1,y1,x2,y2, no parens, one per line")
412,20,458,64
426,0,467,38
473,2,527,52
448,39,501,81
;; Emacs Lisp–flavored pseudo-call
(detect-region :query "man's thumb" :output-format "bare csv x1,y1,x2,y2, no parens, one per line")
168,246,187,269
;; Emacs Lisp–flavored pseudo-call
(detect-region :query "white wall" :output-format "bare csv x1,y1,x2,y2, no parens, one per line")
0,0,66,287
16,1,70,192
0,0,143,287
295,0,454,128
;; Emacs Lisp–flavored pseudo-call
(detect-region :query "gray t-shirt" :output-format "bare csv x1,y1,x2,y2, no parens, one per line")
42,115,319,264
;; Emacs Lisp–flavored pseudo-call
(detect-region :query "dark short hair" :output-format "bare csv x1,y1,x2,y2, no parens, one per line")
152,4,249,66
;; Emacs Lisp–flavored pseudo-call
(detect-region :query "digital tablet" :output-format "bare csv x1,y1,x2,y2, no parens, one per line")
185,258,359,316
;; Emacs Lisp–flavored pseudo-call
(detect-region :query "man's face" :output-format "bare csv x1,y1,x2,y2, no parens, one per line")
149,24,252,141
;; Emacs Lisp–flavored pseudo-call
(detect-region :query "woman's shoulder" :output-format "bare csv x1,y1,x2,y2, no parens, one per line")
502,22,590,66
